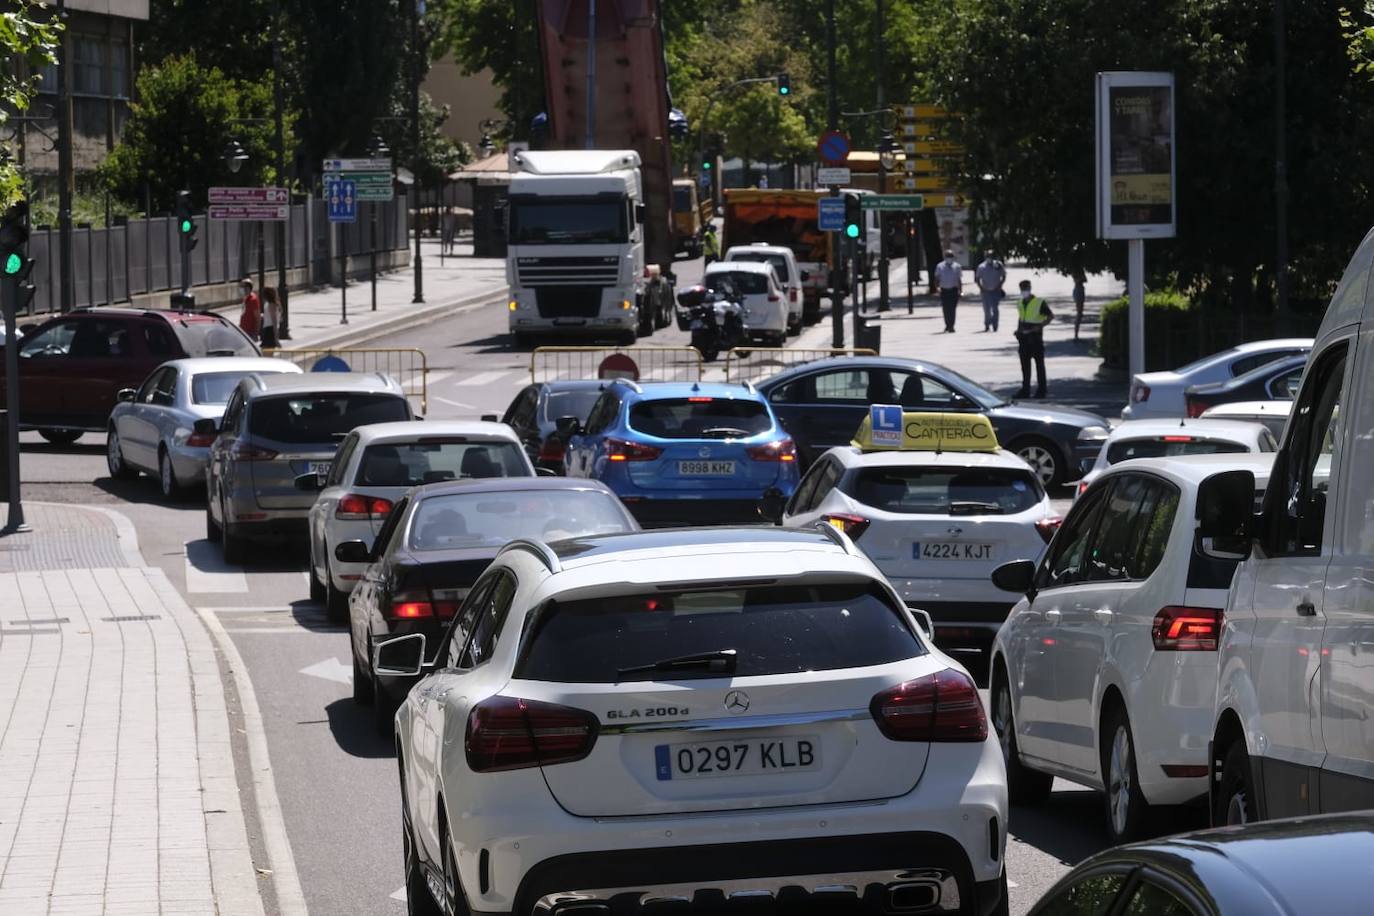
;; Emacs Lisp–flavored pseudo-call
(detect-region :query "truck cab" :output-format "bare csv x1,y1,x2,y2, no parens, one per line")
505,149,647,347
671,178,712,259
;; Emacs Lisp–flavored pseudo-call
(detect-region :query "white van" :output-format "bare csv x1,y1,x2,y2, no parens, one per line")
702,260,788,347
1205,225,1374,826
723,243,804,334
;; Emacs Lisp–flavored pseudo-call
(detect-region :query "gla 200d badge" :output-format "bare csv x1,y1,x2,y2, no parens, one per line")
605,706,691,720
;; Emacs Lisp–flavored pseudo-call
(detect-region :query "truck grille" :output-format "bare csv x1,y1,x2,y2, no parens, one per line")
517,256,620,287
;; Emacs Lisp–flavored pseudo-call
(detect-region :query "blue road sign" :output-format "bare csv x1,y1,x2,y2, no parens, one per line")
327,179,357,223
817,130,851,165
818,197,846,232
870,404,903,448
311,354,351,372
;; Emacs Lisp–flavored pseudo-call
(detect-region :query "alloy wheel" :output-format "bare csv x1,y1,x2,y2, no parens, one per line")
1017,444,1057,487
992,684,1014,767
159,451,175,497
1108,725,1133,836
1226,787,1250,826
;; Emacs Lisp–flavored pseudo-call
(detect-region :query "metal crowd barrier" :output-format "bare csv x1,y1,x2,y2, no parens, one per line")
266,347,429,415
530,346,704,383
723,347,878,383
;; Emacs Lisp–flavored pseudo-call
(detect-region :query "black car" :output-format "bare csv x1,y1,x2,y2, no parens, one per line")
1185,353,1307,418
755,356,1110,487
499,379,607,473
1027,813,1374,916
340,477,638,734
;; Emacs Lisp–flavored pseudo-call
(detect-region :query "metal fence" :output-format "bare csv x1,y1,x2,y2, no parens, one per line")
724,348,878,383
26,196,411,314
530,346,705,383
266,347,429,415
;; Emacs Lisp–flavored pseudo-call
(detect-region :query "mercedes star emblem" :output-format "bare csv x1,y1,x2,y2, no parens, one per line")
723,690,750,714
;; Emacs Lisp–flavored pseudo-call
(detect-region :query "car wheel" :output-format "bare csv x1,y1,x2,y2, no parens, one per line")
1101,704,1151,844
991,669,1053,805
988,870,1010,916
400,778,444,916
352,643,374,706
325,559,349,624
1215,740,1253,827
106,427,136,480
39,428,82,446
375,682,399,738
205,500,222,543
220,498,246,564
308,556,326,603
158,448,180,499
621,329,639,346
1012,437,1064,489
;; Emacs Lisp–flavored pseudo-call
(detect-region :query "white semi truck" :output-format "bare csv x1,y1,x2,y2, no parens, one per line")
506,149,670,347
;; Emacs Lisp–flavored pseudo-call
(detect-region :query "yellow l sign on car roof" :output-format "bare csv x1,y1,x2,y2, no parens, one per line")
852,411,1000,452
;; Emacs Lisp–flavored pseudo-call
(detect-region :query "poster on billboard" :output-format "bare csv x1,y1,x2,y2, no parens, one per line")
1095,71,1175,239
934,207,971,264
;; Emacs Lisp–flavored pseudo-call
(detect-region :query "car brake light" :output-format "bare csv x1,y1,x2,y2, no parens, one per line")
789,289,798,302
822,513,870,540
387,588,459,621
187,430,217,447
1132,384,1151,403
1152,607,1223,651
606,438,662,462
870,671,988,742
229,442,278,461
746,438,796,462
1034,516,1063,544
688,396,713,403
1076,481,1090,499
336,494,393,520
1163,435,1193,442
768,293,781,302
1185,399,1207,418
538,438,566,462
466,696,600,772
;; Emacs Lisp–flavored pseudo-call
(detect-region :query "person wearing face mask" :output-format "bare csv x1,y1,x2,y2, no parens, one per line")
238,278,261,341
934,249,963,333
1014,278,1053,399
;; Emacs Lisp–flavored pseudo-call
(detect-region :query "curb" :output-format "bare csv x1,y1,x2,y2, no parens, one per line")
279,286,508,353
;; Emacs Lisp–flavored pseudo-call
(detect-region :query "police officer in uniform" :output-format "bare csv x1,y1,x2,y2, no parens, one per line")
1014,279,1053,398
702,224,720,266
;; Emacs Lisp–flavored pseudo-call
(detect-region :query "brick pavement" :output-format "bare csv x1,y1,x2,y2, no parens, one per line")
0,504,265,916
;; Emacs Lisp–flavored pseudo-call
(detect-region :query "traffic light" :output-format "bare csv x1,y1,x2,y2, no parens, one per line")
0,200,34,313
776,73,791,96
175,190,198,253
701,157,713,171
843,193,862,240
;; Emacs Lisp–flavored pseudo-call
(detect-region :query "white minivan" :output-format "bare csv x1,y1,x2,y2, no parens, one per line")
703,260,788,347
723,243,804,334
1206,225,1374,828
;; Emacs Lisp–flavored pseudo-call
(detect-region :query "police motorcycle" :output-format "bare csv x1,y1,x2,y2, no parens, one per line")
674,282,747,362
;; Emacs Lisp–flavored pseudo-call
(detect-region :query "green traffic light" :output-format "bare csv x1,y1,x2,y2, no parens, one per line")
179,218,193,234
845,224,860,239
3,253,20,275
779,86,789,95
702,161,712,171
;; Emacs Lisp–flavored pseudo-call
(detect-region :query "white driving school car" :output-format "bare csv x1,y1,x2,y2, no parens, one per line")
382,526,1008,916
775,411,1059,680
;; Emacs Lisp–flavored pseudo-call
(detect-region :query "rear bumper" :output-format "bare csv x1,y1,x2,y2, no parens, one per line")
1070,441,1104,478
620,497,770,528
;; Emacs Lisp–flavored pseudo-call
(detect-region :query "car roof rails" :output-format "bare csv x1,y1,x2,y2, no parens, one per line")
608,377,642,394
498,539,561,573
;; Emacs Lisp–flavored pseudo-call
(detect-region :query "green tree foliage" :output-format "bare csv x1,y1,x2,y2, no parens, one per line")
375,89,473,186
0,1,63,206
142,0,276,80
98,55,290,212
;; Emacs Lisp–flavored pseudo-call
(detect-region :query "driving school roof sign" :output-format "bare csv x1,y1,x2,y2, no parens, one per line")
852,412,999,453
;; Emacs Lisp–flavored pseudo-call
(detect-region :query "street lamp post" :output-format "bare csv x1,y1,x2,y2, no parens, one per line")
272,0,291,338
55,0,73,313
410,0,425,304
367,134,389,311
875,0,890,313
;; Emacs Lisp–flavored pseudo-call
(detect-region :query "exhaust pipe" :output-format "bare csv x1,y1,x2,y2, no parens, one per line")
887,880,941,912
551,904,610,916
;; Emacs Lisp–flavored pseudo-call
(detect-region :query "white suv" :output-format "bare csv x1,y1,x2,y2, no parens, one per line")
987,452,1272,844
724,243,805,334
704,260,789,347
384,526,1008,916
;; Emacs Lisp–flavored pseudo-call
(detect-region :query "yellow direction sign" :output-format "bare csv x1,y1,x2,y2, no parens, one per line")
899,104,959,120
898,121,942,138
901,158,949,175
897,175,958,192
905,140,965,156
852,411,1000,453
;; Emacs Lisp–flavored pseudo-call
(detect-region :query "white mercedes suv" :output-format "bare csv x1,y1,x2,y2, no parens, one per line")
380,526,1009,916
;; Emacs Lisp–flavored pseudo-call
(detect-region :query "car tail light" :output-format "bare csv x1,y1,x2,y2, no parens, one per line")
768,292,781,302
229,442,278,461
1132,383,1151,403
1034,516,1063,544
822,513,870,540
789,289,798,303
466,696,600,772
538,438,566,463
1185,399,1207,418
387,588,460,621
870,671,988,743
746,438,796,462
1152,607,1223,651
187,429,217,447
606,438,662,462
336,494,393,520
1076,480,1090,499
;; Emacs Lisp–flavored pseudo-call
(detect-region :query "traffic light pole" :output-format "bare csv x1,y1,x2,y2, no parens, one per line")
827,0,845,349
2,275,25,532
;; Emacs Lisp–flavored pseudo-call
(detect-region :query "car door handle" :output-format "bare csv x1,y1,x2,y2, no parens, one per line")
1094,608,1114,623
1044,609,1061,623
1296,600,1316,617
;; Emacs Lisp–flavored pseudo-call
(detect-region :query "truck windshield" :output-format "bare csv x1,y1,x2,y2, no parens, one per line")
509,198,628,244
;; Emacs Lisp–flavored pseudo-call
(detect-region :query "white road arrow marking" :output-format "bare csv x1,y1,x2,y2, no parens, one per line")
299,657,352,686
390,887,406,902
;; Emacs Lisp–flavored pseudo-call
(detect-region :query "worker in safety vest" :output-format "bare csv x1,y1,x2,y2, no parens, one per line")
702,224,720,265
1014,278,1054,399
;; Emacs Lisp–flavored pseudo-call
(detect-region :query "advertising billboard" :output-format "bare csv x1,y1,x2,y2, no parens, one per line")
1096,72,1176,239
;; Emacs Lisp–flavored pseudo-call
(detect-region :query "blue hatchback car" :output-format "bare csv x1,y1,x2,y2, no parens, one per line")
561,380,800,526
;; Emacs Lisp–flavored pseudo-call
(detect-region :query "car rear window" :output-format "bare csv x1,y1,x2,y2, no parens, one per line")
516,583,923,683
172,318,258,357
850,467,1043,515
248,394,409,444
706,270,769,295
354,439,528,487
192,370,271,405
542,389,602,423
731,252,789,281
1106,437,1248,464
408,489,630,551
628,398,771,439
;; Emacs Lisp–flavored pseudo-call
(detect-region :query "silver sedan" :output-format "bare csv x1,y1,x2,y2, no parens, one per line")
106,357,302,497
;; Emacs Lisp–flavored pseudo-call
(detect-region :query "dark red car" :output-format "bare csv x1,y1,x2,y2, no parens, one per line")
3,307,259,444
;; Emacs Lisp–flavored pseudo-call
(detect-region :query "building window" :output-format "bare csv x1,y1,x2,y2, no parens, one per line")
37,32,131,101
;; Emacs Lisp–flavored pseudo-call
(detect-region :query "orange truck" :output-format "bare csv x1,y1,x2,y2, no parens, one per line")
722,189,833,324
671,177,713,259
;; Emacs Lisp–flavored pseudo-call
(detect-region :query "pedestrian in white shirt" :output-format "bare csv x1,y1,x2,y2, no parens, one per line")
974,251,1006,332
935,250,963,333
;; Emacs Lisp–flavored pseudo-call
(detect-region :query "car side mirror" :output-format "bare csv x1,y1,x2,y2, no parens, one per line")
799,270,810,282
334,539,372,564
1197,469,1256,560
373,633,426,677
992,559,1037,594
635,203,646,224
18,322,38,337
294,472,323,492
536,467,557,477
192,417,218,437
757,486,786,525
909,607,934,639
116,388,137,403
555,416,582,439
480,414,499,423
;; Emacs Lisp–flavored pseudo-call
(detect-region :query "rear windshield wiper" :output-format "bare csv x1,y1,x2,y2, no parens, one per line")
949,500,1003,515
701,427,751,439
616,649,737,680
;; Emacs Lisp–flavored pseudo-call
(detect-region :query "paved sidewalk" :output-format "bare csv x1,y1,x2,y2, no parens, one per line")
0,504,269,916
